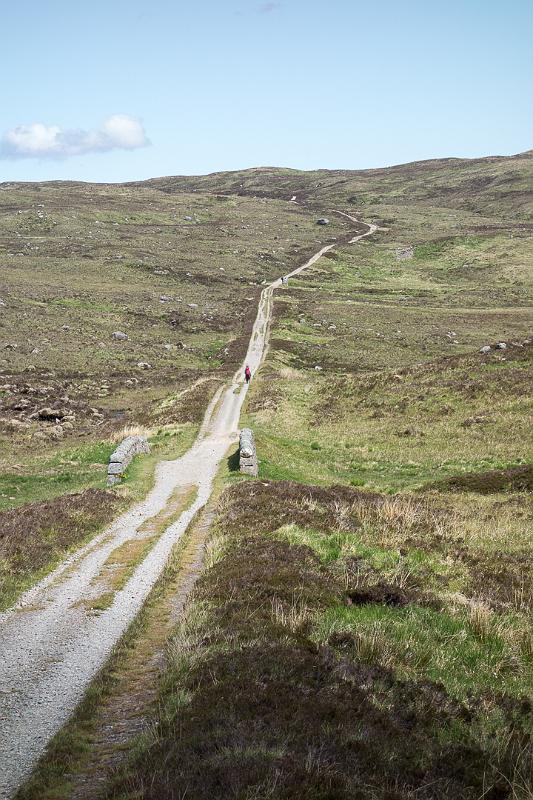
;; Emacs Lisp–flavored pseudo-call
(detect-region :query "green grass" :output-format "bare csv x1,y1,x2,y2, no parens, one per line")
0,423,197,512
0,441,116,511
312,604,533,701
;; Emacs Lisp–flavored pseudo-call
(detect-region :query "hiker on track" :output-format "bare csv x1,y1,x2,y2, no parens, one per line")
244,365,252,384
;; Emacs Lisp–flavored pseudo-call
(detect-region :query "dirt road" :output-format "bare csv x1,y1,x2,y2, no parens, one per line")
0,216,376,799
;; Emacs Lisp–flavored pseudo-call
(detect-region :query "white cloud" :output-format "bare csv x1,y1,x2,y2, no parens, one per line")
0,115,149,159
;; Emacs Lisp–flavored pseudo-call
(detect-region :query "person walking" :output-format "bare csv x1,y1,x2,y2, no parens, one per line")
244,365,251,384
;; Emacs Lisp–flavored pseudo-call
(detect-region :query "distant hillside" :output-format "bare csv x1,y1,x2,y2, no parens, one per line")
131,150,533,219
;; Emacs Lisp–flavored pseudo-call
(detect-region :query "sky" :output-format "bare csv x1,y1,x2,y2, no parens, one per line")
0,0,531,182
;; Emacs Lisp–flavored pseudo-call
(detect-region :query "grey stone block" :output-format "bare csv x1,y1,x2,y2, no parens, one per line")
107,435,151,484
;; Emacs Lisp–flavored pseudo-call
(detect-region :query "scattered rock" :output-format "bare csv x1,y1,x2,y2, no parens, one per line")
3,419,28,431
49,425,64,439
112,331,128,341
396,246,414,261
461,415,489,428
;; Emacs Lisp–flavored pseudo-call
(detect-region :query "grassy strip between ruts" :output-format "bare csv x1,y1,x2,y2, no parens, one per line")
81,484,198,613
107,480,532,800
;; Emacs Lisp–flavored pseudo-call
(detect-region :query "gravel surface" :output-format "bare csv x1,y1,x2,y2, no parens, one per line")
0,218,375,798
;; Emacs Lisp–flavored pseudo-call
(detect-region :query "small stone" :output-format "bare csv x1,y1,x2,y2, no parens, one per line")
137,361,152,369
112,331,128,341
316,218,329,225
479,345,491,354
396,246,414,261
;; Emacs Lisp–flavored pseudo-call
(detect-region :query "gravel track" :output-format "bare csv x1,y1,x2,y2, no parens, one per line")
0,215,375,798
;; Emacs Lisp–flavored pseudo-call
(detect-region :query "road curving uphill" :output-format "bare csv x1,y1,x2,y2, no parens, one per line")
0,215,376,799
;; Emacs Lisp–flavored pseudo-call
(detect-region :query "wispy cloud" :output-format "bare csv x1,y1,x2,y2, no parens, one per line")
0,114,149,160
258,2,281,13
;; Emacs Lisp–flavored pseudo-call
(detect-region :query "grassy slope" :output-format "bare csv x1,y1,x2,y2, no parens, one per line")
104,155,532,800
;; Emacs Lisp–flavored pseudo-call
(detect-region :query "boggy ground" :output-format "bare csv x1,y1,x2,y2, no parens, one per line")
109,481,532,800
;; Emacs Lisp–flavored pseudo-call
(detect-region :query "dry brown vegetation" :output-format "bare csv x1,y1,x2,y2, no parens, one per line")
111,482,532,800
0,488,121,608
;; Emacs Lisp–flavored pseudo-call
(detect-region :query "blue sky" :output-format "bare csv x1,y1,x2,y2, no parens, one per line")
1,0,531,182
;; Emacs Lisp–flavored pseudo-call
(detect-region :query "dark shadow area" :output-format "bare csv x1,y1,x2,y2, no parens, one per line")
227,448,241,472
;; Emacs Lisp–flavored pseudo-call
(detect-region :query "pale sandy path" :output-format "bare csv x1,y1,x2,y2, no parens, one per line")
0,214,375,798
